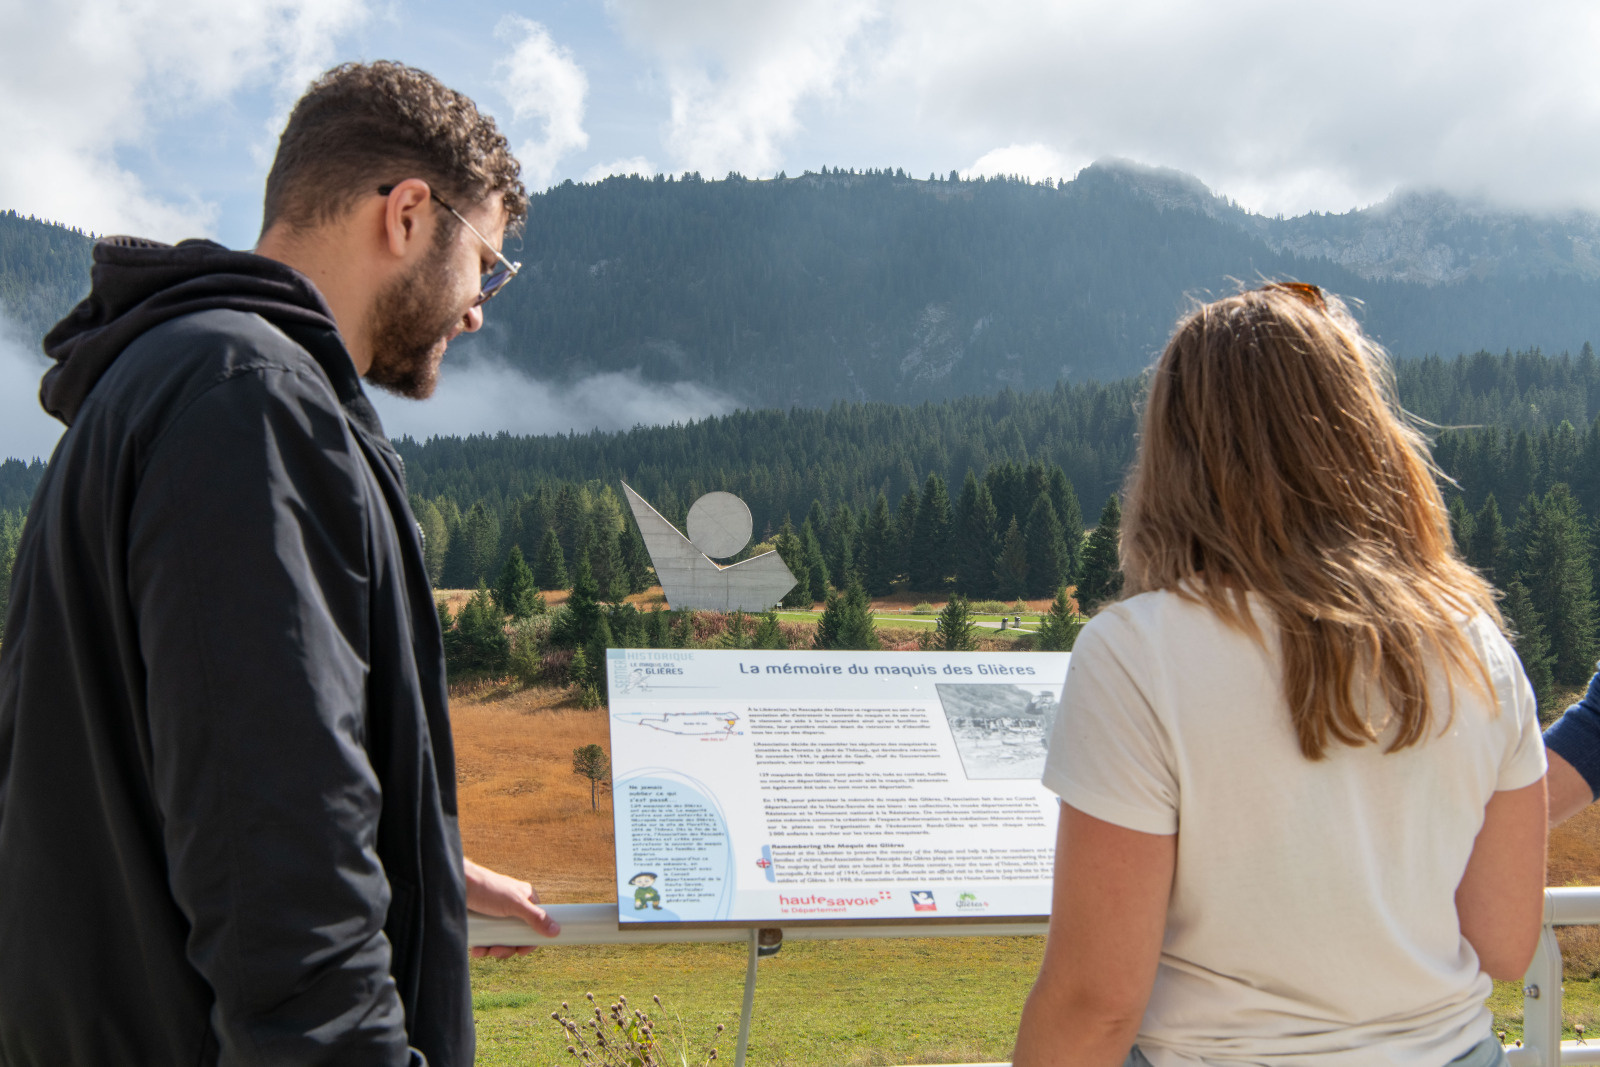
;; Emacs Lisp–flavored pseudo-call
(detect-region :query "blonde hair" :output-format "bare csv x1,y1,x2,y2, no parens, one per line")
1122,284,1501,760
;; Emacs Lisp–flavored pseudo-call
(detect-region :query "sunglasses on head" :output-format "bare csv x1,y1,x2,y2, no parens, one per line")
377,184,520,306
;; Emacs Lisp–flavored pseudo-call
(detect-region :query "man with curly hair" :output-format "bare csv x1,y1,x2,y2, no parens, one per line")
0,62,554,1065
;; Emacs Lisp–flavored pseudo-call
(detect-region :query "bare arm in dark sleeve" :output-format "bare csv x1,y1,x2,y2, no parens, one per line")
129,365,415,1066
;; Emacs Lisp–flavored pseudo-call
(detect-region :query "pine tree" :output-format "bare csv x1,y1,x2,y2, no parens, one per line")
722,610,752,650
931,594,978,651
814,576,879,650
955,473,999,597
1023,496,1068,599
910,473,953,591
1468,495,1508,584
1501,578,1557,714
494,544,542,620
1078,493,1124,615
572,744,611,811
1517,483,1598,686
859,493,898,596
1035,586,1084,651
535,527,569,590
993,517,1028,599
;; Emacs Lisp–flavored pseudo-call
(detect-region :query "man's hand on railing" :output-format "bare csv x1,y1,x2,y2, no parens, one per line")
464,857,561,958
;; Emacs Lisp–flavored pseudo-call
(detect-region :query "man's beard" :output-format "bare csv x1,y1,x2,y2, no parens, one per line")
364,247,463,400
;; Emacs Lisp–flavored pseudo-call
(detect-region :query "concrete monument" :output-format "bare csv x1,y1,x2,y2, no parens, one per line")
621,482,797,612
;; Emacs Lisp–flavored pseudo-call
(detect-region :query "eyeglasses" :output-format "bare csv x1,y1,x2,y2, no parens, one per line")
377,184,521,306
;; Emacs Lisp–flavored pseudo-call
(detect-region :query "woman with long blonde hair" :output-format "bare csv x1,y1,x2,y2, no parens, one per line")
1013,285,1547,1067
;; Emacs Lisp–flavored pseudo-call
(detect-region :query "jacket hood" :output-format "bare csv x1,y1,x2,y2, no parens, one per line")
41,236,340,425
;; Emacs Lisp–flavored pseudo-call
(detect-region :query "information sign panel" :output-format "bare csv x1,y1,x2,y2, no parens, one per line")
607,649,1070,926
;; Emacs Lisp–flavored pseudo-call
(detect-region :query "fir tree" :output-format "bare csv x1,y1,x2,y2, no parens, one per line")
535,527,569,590
753,611,785,649
1447,496,1474,558
896,485,920,586
931,594,978,651
620,518,654,593
494,544,543,620
801,519,831,600
1517,483,1597,686
1049,467,1085,584
910,473,953,591
1024,496,1068,599
1035,586,1084,651
859,492,898,596
955,473,999,598
722,610,752,649
827,501,859,587
1468,495,1508,584
587,521,628,604
774,520,812,607
1078,493,1124,615
442,582,510,677
993,517,1028,599
415,498,449,586
814,576,879,650
562,555,607,650
1501,578,1557,713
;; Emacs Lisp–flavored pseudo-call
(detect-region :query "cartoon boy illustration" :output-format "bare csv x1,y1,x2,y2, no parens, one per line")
630,871,662,910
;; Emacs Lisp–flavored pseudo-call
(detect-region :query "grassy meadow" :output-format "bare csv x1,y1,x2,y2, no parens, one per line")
453,601,1600,1062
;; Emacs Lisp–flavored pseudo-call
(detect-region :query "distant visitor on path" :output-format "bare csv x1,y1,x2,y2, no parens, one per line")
0,61,558,1065
1012,283,1546,1067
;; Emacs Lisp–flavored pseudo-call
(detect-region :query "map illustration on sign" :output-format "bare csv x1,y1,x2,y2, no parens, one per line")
613,709,744,739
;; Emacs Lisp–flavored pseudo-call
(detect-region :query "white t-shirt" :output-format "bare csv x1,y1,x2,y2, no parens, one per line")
1042,589,1545,1067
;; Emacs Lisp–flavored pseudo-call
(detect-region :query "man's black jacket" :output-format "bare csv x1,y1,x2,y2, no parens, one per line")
0,238,472,1065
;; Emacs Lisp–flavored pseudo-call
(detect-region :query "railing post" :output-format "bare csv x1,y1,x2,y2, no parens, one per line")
1520,920,1564,1067
735,929,759,1067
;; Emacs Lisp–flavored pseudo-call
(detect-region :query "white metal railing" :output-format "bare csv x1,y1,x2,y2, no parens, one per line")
469,888,1600,1067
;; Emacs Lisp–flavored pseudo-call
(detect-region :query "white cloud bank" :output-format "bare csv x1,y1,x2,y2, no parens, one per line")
0,319,64,462
367,360,738,440
0,0,369,239
495,16,591,191
604,0,1600,215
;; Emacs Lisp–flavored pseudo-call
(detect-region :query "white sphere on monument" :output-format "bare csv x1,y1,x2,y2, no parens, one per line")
686,492,752,559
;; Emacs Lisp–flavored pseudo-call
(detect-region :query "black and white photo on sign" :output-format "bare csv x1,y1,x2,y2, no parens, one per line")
935,684,1061,780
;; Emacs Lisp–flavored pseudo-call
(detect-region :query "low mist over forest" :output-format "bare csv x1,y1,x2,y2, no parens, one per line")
10,161,1600,412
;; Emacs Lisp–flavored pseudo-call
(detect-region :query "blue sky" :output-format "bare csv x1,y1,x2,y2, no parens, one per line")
5,0,1600,459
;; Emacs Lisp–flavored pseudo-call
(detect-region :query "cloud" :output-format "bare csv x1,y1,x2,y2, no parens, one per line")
965,143,1086,184
871,0,1600,215
495,16,591,191
0,0,369,239
602,0,1600,215
0,317,64,463
605,0,882,178
366,359,739,440
583,156,659,183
